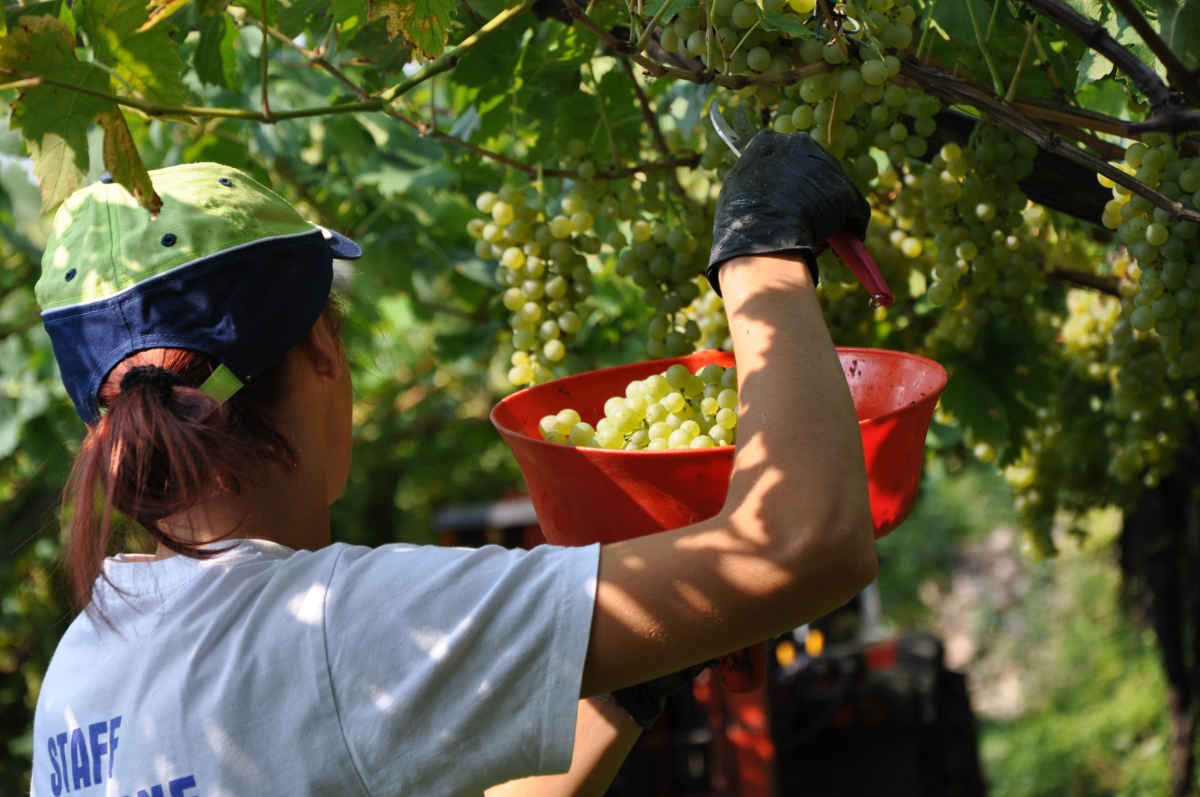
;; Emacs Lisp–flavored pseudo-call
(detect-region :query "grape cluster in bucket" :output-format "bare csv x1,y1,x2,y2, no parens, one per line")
539,363,738,450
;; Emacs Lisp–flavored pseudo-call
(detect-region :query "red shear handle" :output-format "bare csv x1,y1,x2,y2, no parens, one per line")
717,644,767,692
829,233,893,308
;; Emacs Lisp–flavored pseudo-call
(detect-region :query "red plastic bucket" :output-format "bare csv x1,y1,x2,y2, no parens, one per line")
490,347,947,693
490,348,947,544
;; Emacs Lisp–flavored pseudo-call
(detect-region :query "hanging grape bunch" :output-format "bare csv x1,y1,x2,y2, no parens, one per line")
613,211,729,359
468,182,598,387
1100,134,1200,381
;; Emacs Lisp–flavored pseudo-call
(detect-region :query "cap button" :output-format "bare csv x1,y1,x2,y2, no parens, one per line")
161,233,177,247
99,172,114,184
218,177,234,187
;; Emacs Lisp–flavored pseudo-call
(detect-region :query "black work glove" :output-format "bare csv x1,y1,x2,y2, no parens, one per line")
706,130,871,295
610,660,712,730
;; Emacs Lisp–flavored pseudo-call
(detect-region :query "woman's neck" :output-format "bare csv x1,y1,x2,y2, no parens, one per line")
152,462,333,558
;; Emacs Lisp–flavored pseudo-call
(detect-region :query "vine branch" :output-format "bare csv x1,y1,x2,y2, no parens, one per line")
1108,0,1200,106
620,57,671,156
1017,0,1172,110
11,75,384,121
1049,268,1120,297
900,59,1200,224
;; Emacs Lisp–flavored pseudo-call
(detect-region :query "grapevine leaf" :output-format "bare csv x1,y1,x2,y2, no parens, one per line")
1157,0,1200,70
1076,77,1129,119
139,0,194,32
15,89,102,212
545,90,594,160
97,108,161,214
331,0,370,32
642,0,690,21
1102,10,1159,80
57,0,75,35
449,105,481,139
596,67,640,160
453,14,528,88
1076,51,1115,88
359,164,451,198
345,17,415,73
0,16,114,210
369,0,456,58
1062,0,1107,20
927,0,982,42
466,0,509,17
453,258,498,289
76,0,188,107
761,11,813,38
195,11,241,90
270,0,333,38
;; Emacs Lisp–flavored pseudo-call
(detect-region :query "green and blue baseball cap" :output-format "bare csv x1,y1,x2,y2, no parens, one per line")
36,162,362,424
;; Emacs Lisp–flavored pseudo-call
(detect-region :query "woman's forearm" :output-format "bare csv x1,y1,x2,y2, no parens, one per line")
582,255,877,696
482,697,642,797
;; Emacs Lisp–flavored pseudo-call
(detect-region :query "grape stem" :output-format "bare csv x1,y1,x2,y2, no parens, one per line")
964,0,1004,96
259,0,272,121
914,0,941,61
619,57,689,198
1004,17,1038,104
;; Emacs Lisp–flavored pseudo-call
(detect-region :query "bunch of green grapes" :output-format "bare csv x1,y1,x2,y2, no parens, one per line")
678,280,731,351
613,213,723,357
468,183,603,386
913,131,1045,352
1099,133,1200,381
1002,272,1200,553
538,362,739,449
658,0,916,86
659,0,928,169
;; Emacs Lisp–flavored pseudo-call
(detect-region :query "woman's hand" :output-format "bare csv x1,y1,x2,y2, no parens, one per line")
706,130,871,294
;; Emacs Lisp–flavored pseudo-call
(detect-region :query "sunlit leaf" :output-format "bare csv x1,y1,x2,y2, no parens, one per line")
370,0,457,58
97,108,161,214
76,0,188,106
195,11,241,90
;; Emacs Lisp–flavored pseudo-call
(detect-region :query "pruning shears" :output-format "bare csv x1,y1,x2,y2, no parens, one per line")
708,103,895,308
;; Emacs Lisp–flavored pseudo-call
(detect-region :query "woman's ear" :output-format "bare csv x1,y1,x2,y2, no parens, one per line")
300,315,344,378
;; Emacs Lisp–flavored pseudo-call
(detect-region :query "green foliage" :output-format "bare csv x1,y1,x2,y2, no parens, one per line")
2,0,1200,791
979,545,1171,796
875,460,1020,626
76,0,188,106
0,16,112,209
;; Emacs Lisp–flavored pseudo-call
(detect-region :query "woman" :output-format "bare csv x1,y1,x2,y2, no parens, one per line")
30,134,876,796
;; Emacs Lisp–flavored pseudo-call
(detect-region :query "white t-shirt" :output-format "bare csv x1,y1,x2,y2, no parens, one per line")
30,538,600,797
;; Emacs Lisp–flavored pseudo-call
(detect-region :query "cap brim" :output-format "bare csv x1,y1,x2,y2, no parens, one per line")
321,227,363,259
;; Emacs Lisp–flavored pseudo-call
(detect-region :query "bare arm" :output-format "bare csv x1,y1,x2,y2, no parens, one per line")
581,254,878,696
482,697,643,797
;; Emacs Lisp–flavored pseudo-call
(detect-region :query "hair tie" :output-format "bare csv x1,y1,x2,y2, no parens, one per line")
120,365,182,403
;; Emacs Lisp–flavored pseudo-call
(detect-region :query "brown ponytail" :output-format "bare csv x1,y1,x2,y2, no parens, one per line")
63,303,343,614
